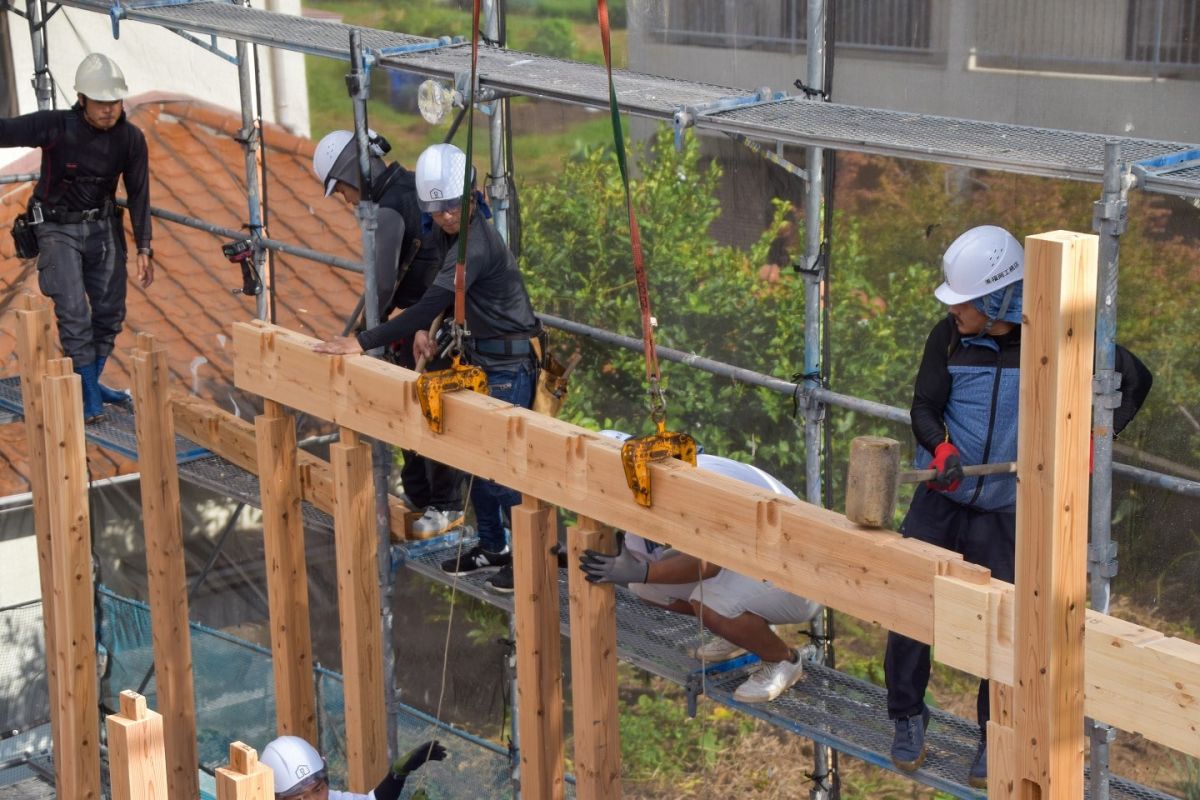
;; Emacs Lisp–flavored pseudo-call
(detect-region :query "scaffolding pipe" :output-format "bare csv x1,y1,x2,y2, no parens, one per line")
1088,142,1129,800
234,33,269,321
0,173,40,184
25,0,52,110
482,0,510,243
347,28,400,762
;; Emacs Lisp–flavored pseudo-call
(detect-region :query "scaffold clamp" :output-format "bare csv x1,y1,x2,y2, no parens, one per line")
620,423,697,507
415,357,489,434
672,87,785,151
109,0,200,39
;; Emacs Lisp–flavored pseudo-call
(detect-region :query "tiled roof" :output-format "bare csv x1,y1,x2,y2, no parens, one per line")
0,96,365,495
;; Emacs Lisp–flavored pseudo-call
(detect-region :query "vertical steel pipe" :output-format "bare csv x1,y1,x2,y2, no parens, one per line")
25,0,52,110
235,33,268,321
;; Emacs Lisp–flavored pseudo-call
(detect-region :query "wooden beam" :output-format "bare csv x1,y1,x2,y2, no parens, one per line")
512,495,565,800
216,742,274,799
232,321,1200,759
106,690,169,800
13,293,60,761
171,393,412,537
331,428,388,791
1013,231,1097,799
131,333,200,800
255,399,317,741
232,321,984,642
41,358,101,799
567,516,622,800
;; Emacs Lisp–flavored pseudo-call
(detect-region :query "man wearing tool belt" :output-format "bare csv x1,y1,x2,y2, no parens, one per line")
312,128,464,537
885,225,1151,788
313,143,539,596
1,53,153,422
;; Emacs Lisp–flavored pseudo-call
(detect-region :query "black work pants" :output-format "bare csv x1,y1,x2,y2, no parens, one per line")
35,217,127,366
391,338,463,511
884,485,1015,728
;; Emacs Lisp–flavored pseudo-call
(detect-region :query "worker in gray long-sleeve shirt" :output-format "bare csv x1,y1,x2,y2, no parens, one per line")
0,53,153,421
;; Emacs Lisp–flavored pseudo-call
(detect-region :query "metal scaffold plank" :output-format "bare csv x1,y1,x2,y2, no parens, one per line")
47,0,1200,196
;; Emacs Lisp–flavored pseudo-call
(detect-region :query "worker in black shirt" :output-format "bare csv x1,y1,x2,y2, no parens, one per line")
313,143,540,595
0,53,153,421
312,129,463,537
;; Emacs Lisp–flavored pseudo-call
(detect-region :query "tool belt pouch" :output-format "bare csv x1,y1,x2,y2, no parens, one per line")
11,212,39,260
532,332,571,418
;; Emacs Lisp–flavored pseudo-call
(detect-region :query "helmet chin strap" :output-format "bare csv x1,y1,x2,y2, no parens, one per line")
978,283,1016,336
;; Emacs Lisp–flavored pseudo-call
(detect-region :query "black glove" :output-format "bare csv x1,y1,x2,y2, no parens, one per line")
579,544,649,586
393,740,447,777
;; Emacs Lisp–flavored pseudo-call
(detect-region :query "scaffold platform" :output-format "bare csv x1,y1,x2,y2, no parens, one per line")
40,0,1200,197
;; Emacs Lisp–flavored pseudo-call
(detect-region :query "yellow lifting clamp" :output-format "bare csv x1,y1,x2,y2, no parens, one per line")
416,357,489,434
620,422,697,507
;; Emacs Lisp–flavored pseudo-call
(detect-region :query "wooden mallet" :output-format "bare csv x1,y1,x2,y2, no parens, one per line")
844,435,1017,528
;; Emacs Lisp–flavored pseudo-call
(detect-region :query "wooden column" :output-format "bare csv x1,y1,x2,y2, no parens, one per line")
988,681,1016,798
216,742,274,799
106,690,169,800
131,333,200,800
512,495,565,800
331,428,387,791
42,358,101,799
566,516,622,800
14,293,59,760
255,398,317,740
1010,231,1097,800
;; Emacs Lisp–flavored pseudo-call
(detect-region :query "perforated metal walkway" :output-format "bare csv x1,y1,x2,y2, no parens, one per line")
47,0,1200,197
0,376,209,463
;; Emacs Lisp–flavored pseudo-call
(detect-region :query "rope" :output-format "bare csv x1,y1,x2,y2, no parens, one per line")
597,0,666,424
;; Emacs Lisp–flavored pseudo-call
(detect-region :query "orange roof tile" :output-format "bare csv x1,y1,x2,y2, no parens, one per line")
0,96,367,495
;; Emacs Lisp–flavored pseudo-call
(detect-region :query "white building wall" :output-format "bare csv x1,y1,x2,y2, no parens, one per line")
4,2,309,134
630,0,1200,143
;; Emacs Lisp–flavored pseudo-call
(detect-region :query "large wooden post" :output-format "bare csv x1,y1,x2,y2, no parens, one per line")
42,357,101,799
566,516,622,800
106,690,169,800
331,428,387,790
255,398,317,740
216,742,275,799
512,495,565,800
14,293,59,759
131,333,200,799
1008,231,1097,800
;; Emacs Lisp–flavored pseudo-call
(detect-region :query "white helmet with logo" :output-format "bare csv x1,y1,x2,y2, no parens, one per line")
74,53,129,102
934,225,1024,305
259,735,326,797
312,129,389,198
415,143,468,213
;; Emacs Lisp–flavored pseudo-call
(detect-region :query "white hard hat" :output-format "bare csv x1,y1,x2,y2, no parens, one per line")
415,143,468,213
74,53,129,102
934,225,1024,305
259,735,326,797
312,129,388,197
696,454,798,499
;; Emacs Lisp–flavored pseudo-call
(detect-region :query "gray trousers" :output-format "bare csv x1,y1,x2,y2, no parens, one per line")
35,218,128,368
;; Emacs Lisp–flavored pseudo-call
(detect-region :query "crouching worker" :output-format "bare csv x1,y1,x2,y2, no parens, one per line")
579,445,820,704
259,735,446,799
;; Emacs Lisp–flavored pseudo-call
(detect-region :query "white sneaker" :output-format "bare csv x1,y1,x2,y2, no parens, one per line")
690,637,746,661
412,507,463,536
732,653,804,703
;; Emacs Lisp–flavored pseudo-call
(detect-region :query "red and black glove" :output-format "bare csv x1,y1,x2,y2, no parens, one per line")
927,442,964,492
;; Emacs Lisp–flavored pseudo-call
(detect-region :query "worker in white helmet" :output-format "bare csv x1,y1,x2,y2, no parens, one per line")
579,434,820,704
311,129,464,537
883,225,1151,788
259,735,446,799
0,53,154,422
313,143,540,595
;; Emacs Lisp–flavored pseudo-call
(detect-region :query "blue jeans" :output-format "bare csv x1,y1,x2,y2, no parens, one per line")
473,364,535,552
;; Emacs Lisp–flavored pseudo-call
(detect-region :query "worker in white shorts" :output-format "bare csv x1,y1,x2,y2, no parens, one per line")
580,436,819,703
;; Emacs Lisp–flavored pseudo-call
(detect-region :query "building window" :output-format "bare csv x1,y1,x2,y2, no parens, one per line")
1127,0,1200,65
